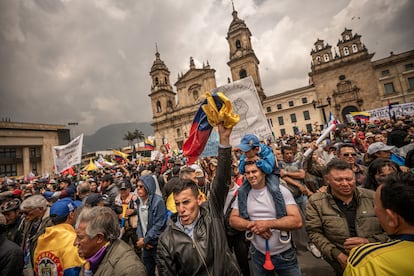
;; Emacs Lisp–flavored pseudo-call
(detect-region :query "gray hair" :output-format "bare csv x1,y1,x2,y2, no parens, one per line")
76,206,120,241
20,194,47,210
77,182,90,197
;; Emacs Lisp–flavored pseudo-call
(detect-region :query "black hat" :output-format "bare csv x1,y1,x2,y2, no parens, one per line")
0,199,21,213
119,181,131,190
85,193,104,207
102,174,113,182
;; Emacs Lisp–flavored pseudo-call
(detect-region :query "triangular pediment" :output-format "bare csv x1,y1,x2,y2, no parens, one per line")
175,68,212,85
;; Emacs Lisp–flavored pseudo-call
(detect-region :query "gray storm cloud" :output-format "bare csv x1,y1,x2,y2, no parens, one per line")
0,0,413,135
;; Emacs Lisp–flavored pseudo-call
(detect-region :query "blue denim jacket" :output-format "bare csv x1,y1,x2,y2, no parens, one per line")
237,174,287,219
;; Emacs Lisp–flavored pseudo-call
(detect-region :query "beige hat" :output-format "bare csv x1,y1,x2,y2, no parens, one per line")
208,158,218,166
365,132,375,139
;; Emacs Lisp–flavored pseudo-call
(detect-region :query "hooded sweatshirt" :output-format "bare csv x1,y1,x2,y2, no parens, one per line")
136,175,166,245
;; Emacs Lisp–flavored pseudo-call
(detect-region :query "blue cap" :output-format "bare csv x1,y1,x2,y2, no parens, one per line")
50,198,81,218
238,134,260,152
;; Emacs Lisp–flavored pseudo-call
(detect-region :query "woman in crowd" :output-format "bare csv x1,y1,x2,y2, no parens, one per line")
363,158,401,191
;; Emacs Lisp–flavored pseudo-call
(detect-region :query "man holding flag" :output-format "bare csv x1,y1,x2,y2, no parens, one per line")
157,102,242,275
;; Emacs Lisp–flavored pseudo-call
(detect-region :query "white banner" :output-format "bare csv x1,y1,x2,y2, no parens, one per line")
212,76,273,147
52,134,83,173
367,102,414,120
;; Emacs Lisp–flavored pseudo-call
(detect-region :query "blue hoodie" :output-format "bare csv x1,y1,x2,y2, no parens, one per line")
136,175,166,246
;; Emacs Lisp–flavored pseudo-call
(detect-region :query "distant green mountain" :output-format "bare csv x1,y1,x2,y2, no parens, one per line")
83,122,153,152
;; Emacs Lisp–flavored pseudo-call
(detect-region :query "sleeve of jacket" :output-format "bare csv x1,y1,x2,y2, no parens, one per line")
238,153,246,175
304,157,325,178
209,146,232,218
256,144,275,175
305,196,340,260
144,196,167,245
157,237,177,276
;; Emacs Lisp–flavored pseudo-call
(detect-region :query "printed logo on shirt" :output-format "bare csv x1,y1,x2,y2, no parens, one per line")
36,251,63,276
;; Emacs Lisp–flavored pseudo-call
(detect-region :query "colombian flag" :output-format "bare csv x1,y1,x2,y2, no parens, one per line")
182,94,224,165
113,150,128,163
144,139,155,150
350,111,370,121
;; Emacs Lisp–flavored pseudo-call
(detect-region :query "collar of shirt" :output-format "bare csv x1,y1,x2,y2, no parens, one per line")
175,211,201,239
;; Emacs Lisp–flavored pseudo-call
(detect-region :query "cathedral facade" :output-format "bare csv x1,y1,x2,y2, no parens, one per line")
149,8,414,150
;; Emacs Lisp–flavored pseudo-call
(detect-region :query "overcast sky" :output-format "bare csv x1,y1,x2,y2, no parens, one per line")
1,0,413,135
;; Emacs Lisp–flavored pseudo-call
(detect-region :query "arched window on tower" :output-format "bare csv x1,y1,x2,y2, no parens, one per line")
324,54,330,62
236,40,241,49
316,56,321,64
352,44,358,53
165,77,168,85
176,128,181,138
155,77,159,86
193,90,198,100
156,101,162,113
343,47,350,56
167,100,173,109
239,69,247,79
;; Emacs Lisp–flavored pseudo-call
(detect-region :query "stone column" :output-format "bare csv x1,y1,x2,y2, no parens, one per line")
22,147,30,176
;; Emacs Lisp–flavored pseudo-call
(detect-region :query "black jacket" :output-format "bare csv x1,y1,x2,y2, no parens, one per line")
0,233,24,276
387,128,409,148
157,147,241,276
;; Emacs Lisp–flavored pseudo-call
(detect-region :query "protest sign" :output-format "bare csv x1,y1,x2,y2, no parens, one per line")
52,134,83,173
212,76,273,147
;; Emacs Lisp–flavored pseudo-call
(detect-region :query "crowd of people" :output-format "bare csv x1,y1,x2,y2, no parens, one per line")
0,116,414,276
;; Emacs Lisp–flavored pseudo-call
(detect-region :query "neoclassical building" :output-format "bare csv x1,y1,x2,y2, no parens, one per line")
149,8,414,149
0,121,70,176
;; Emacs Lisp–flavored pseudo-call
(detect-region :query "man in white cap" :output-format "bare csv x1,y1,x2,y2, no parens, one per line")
366,142,409,172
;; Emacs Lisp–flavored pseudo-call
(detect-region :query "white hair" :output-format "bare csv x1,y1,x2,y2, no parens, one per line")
20,194,47,210
76,206,120,241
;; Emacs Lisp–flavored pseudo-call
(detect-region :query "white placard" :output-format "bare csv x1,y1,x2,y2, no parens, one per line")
52,134,83,173
212,76,273,147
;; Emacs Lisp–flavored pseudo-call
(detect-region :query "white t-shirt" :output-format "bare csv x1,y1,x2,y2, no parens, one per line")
234,185,296,255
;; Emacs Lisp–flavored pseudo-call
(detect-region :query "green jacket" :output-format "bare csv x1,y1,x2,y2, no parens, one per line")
80,239,146,276
305,187,388,260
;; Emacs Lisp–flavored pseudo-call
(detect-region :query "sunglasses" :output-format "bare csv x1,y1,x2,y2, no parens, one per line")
22,208,38,215
343,153,357,157
137,185,144,189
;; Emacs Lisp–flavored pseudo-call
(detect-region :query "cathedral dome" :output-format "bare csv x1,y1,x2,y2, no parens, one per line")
150,51,169,74
228,10,248,34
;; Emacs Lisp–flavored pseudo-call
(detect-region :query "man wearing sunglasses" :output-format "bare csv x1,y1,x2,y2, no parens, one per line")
20,195,53,275
305,143,367,187
135,175,166,276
